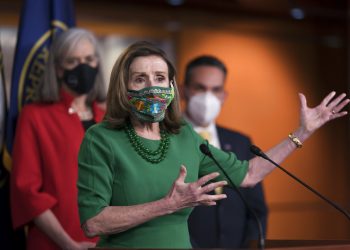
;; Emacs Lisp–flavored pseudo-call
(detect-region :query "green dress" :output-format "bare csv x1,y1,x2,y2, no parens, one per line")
78,121,248,248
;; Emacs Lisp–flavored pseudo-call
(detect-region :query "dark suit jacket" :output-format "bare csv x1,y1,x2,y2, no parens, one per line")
188,126,268,248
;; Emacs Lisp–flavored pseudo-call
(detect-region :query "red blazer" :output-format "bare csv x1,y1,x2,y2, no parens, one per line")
10,90,105,250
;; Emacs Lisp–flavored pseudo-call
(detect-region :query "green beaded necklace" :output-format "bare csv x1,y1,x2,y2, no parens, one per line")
124,122,170,164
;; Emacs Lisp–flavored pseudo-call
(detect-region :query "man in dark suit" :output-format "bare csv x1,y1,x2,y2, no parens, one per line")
183,55,268,248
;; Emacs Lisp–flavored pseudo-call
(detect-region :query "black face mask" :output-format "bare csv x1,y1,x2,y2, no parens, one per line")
62,63,98,95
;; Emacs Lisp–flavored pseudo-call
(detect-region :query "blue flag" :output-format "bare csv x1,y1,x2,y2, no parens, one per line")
0,43,7,184
4,0,75,170
1,37,25,250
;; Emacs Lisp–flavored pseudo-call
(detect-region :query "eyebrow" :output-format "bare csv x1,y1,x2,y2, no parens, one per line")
65,53,96,58
130,71,167,76
130,72,146,76
192,82,206,87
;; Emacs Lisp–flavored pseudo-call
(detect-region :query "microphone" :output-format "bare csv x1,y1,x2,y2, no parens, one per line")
250,145,350,221
199,143,265,249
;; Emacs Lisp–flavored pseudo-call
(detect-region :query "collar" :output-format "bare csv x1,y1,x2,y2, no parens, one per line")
59,89,105,122
59,88,75,110
183,114,221,148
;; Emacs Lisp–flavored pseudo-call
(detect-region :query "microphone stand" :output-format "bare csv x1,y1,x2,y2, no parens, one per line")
200,143,265,249
250,145,350,221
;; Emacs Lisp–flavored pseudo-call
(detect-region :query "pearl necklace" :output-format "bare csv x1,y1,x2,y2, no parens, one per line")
68,107,93,120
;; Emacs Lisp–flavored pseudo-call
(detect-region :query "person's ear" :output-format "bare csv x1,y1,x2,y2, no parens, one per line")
221,90,228,105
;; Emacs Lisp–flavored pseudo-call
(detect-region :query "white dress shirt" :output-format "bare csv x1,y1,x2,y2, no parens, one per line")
184,114,221,149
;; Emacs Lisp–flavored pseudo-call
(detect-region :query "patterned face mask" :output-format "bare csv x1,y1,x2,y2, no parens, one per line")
127,82,175,123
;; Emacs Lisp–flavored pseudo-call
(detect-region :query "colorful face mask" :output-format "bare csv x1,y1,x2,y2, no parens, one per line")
127,83,175,123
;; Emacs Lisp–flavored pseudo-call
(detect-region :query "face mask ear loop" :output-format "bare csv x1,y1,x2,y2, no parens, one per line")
169,80,175,98
169,80,174,88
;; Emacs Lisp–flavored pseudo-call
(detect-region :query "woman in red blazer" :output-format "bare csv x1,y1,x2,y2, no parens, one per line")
10,28,106,250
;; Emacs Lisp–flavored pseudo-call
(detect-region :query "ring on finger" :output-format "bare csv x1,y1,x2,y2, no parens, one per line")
331,110,336,114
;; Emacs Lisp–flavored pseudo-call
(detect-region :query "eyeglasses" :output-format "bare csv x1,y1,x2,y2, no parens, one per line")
62,55,99,68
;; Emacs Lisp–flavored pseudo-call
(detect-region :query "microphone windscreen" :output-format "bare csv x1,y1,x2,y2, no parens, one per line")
199,144,212,156
250,145,263,156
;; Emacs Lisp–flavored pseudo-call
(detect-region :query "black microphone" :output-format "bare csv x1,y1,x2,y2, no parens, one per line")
199,143,265,249
250,144,350,221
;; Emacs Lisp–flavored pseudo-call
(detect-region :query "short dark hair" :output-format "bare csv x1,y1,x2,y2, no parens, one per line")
104,41,182,134
184,55,227,86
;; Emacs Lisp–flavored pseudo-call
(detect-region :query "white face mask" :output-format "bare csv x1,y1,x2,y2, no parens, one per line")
187,91,221,126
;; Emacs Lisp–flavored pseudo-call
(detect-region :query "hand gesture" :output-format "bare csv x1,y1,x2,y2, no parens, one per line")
166,165,227,211
299,92,349,134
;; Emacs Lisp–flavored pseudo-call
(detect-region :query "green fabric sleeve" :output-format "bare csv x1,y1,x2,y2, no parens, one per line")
77,127,115,225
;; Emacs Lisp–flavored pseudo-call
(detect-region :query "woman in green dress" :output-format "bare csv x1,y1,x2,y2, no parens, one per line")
77,41,349,248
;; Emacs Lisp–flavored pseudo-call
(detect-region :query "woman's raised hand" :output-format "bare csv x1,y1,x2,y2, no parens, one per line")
165,165,227,211
299,92,349,135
